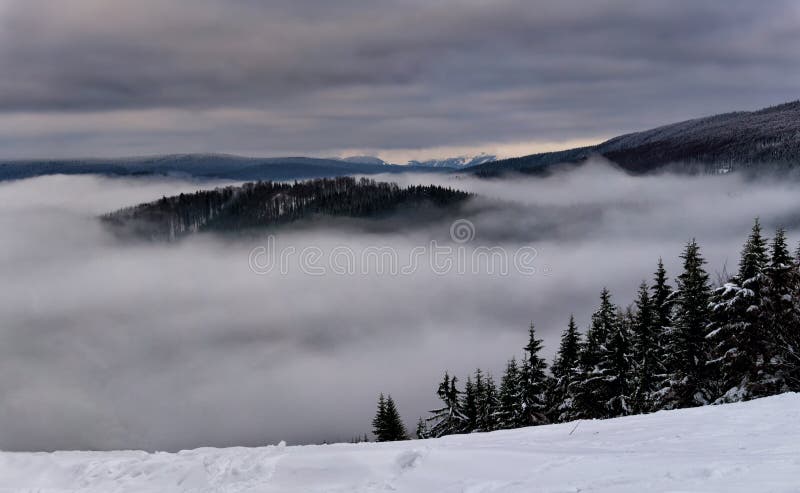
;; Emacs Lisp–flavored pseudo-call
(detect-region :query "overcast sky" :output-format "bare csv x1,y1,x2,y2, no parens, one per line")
1,0,799,161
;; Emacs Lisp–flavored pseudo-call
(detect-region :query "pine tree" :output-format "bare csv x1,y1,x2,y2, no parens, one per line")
764,228,800,391
461,375,479,432
651,258,674,389
497,358,523,429
415,417,428,439
478,372,499,432
792,241,800,389
631,282,662,413
548,315,583,422
372,394,407,441
575,288,621,419
519,322,550,426
372,393,388,441
383,395,408,441
427,372,466,437
708,220,771,402
600,307,634,417
660,239,713,409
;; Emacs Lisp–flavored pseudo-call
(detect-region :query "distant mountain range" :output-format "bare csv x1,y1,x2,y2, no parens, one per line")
338,154,496,168
469,101,800,176
408,154,497,168
0,152,490,182
3,101,799,182
0,154,443,182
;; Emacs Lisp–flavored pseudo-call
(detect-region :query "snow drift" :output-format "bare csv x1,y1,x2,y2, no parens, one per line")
1,393,797,492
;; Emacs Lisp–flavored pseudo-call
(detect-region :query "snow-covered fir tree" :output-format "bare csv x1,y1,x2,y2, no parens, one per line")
548,315,583,422
708,220,772,402
519,322,550,426
631,282,663,413
651,259,675,384
660,239,713,409
427,372,466,438
476,370,500,432
600,307,634,416
415,417,429,439
575,288,622,419
461,375,479,432
497,358,524,429
763,228,800,391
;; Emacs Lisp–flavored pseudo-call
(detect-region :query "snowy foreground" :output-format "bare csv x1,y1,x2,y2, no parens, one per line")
2,394,799,493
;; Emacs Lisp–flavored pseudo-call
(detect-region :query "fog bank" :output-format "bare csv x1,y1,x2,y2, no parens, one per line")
2,166,799,451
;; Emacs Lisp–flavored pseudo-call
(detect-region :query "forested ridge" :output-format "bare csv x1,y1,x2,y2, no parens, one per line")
471,101,800,176
373,220,800,441
102,177,472,240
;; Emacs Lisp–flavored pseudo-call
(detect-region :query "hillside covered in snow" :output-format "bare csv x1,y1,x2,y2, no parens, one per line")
471,101,800,176
1,393,797,492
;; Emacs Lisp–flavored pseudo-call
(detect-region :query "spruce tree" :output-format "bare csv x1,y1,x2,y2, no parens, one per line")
428,372,466,437
651,258,674,391
575,288,621,418
478,372,499,432
497,358,523,429
600,307,634,417
461,375,479,432
661,239,713,409
631,282,662,413
548,315,583,422
383,395,408,441
709,220,771,402
373,393,407,441
372,393,388,441
519,322,550,426
764,228,800,391
415,417,428,439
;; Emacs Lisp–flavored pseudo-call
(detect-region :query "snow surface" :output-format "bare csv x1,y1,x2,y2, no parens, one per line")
1,394,798,492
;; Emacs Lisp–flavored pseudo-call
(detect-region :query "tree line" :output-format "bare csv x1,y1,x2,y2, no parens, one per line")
102,177,472,241
372,220,800,441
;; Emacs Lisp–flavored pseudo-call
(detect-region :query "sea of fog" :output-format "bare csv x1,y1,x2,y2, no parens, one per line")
2,162,800,451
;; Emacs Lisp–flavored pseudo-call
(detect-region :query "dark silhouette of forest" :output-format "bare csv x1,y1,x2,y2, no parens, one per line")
102,177,472,240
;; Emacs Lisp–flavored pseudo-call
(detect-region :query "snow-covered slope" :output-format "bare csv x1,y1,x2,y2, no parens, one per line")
472,100,800,175
409,153,497,168
1,394,798,492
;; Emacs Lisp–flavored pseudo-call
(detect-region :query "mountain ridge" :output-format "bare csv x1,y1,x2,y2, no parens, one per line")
469,100,800,175
0,153,444,182
4,101,800,181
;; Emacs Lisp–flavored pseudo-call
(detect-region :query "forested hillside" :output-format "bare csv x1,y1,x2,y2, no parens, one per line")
471,101,800,176
102,177,472,240
401,220,800,441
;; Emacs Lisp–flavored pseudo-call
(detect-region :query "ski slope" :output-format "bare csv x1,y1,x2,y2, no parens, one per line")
1,393,798,492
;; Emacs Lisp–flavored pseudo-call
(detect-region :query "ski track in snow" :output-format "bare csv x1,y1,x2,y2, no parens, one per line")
1,394,798,492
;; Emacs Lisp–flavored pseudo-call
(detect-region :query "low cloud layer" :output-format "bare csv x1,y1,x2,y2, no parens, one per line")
0,1,799,159
2,166,800,451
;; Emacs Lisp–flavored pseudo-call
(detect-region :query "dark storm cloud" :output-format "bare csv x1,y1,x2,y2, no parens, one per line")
0,0,798,158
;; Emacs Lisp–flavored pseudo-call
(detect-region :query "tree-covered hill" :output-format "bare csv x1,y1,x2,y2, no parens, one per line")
471,101,800,176
102,177,472,240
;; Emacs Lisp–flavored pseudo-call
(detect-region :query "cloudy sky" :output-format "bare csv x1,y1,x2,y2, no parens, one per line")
0,0,799,161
